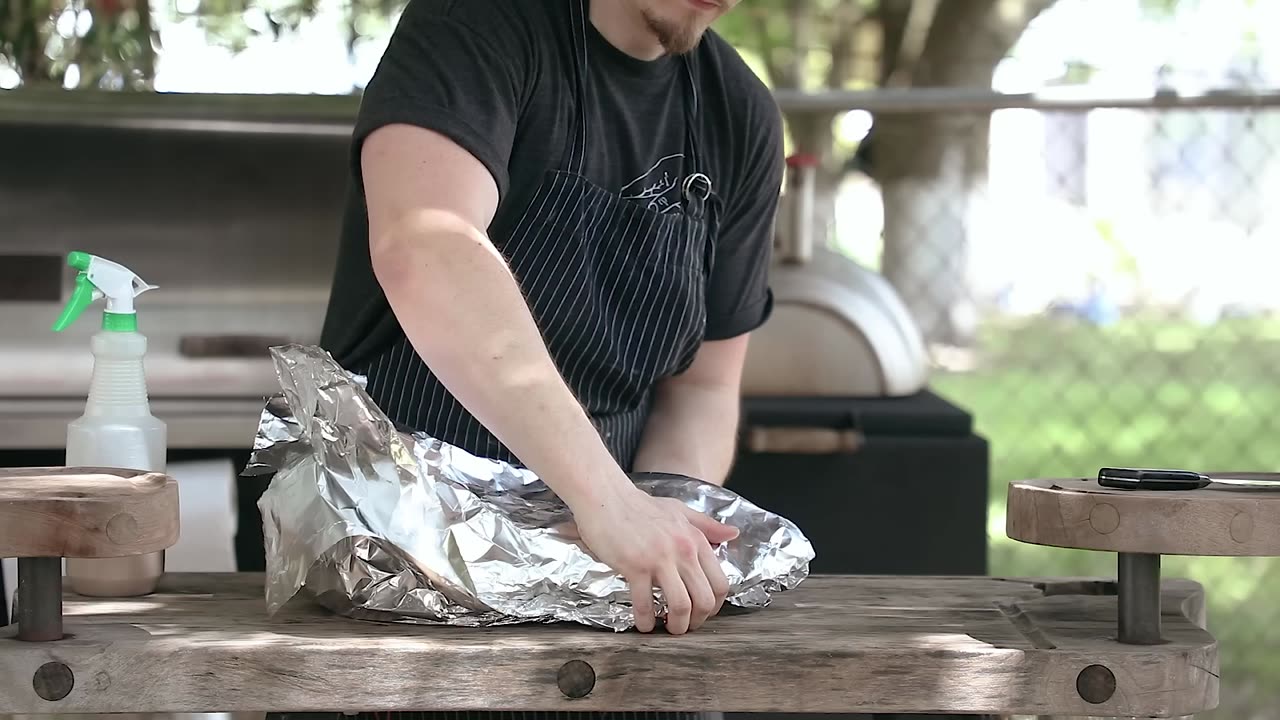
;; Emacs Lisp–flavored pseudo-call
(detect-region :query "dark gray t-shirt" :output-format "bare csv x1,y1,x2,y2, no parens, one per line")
321,0,783,371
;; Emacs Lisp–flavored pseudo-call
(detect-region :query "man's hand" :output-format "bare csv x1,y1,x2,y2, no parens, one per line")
573,482,738,634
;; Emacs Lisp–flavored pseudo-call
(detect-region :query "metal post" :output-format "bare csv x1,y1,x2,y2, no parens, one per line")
1117,552,1162,645
17,557,63,642
778,155,818,265
791,159,815,264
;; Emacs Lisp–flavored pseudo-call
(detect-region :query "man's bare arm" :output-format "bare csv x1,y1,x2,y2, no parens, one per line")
363,123,630,508
362,123,736,633
631,335,751,485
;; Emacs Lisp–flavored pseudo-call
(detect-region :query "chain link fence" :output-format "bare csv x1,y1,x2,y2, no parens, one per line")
787,88,1280,719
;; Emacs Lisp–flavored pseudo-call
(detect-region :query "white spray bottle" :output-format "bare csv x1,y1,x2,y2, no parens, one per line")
53,251,169,597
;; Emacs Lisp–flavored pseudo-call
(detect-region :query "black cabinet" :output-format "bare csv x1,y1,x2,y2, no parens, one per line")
725,391,990,720
727,391,990,577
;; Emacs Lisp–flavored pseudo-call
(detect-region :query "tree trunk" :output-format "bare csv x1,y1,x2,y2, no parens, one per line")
6,0,49,83
875,112,989,345
135,0,156,88
871,0,1056,346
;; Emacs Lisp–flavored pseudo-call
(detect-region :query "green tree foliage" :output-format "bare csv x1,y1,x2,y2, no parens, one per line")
714,0,880,93
0,0,402,88
714,0,1056,175
177,0,401,60
1,0,157,89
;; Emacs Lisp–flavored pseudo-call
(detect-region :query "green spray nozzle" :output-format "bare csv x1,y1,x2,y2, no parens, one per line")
52,252,157,333
53,274,99,332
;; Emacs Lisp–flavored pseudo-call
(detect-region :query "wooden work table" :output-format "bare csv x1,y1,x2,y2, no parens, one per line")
0,572,1216,718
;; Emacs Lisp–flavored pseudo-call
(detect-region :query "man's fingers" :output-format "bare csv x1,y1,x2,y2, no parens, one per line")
679,556,716,631
681,506,739,544
657,566,693,635
697,539,729,616
629,573,656,633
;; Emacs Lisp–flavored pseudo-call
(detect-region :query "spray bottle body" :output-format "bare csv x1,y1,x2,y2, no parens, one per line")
64,328,169,596
53,251,171,597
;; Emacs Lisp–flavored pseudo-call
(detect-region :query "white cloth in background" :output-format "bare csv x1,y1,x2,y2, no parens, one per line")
164,458,238,572
2,557,14,625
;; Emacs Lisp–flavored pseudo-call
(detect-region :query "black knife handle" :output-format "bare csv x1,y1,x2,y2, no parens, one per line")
1097,467,1212,491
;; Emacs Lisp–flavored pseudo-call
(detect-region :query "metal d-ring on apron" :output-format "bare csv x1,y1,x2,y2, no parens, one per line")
358,0,720,474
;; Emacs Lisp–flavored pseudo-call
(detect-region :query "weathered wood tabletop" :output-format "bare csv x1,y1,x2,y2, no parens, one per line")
0,573,1217,718
0,466,178,558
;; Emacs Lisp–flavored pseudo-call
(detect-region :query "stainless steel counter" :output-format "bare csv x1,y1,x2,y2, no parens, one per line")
0,397,269,450
0,299,326,450
0,105,363,452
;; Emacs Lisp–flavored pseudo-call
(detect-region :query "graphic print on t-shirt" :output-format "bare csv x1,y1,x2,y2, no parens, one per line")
621,153,685,214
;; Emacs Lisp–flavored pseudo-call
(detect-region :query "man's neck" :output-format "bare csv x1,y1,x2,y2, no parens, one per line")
589,0,665,61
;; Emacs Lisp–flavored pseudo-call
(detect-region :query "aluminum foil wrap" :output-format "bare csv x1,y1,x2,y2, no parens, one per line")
244,344,815,631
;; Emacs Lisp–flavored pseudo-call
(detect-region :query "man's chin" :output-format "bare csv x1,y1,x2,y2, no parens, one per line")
659,26,707,55
665,31,706,55
642,11,707,55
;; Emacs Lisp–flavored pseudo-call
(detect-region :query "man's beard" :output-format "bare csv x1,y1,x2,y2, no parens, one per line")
641,10,704,55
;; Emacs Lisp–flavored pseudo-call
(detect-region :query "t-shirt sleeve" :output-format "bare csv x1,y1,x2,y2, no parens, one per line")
350,0,531,199
703,89,784,341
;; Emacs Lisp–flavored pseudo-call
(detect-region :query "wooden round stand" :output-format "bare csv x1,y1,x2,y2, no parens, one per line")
0,466,179,642
1007,474,1280,645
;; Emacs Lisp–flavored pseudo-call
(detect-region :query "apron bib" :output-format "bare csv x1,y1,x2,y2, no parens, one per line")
360,0,720,471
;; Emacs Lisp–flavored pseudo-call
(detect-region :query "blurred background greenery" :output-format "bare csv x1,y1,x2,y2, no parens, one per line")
934,316,1280,718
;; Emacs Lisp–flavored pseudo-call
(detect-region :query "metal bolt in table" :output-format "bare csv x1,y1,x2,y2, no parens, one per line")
1007,474,1280,645
0,466,179,643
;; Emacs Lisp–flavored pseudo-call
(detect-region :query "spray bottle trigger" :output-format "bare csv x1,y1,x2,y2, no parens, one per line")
52,273,103,332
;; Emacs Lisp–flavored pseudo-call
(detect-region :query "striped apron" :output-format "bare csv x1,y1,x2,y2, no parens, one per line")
355,0,719,474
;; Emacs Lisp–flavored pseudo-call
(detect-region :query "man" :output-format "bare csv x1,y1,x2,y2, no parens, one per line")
320,0,784,639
